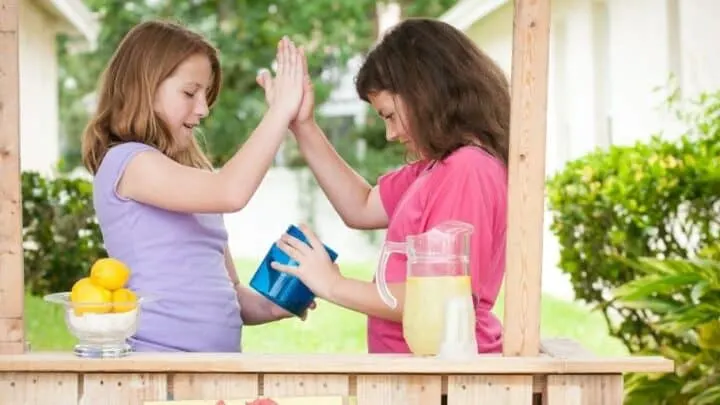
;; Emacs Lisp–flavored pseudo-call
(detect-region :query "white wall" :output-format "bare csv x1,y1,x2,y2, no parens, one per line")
224,167,382,265
464,0,720,164
676,0,720,99
459,0,720,300
19,0,61,175
605,0,676,146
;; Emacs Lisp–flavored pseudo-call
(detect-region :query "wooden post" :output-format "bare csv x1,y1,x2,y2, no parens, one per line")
502,0,551,357
0,0,24,354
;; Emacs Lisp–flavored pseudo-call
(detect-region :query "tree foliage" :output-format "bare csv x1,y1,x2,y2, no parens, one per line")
58,0,460,172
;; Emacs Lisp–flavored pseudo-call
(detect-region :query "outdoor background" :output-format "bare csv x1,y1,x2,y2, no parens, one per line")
17,0,720,404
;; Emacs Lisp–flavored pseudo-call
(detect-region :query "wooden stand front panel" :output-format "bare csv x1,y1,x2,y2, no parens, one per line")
0,372,627,405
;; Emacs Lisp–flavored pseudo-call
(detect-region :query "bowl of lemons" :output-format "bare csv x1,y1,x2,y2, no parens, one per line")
44,257,151,358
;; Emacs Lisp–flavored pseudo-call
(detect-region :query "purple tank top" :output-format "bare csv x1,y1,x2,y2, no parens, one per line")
93,142,242,352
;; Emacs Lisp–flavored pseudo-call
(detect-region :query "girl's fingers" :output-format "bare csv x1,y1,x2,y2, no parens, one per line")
270,261,297,275
276,238,302,261
298,224,323,251
281,234,311,255
304,74,313,93
256,69,271,89
277,37,286,76
303,48,313,87
300,48,311,89
300,47,308,77
285,38,292,76
289,41,299,80
274,40,281,77
283,37,290,74
284,40,294,80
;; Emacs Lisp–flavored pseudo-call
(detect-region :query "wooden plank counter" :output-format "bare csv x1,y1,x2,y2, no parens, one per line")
0,351,674,374
0,348,675,405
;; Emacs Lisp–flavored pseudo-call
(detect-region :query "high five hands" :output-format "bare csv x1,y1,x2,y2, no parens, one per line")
256,37,315,130
262,36,307,125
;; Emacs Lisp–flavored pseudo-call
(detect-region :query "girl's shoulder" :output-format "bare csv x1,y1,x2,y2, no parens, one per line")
97,142,159,176
432,146,506,178
105,141,159,160
445,145,504,168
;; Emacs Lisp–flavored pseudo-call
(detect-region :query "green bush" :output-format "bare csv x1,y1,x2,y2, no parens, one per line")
22,171,106,296
614,256,720,405
546,90,720,354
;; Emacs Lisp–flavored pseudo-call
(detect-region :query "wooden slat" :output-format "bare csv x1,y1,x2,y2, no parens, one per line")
0,341,27,354
0,372,78,405
502,0,552,356
0,372,629,404
263,374,350,397
356,375,441,405
545,375,624,405
447,375,533,405
171,373,259,400
0,317,23,342
0,0,24,355
145,397,348,405
541,338,625,404
0,352,675,374
81,373,167,405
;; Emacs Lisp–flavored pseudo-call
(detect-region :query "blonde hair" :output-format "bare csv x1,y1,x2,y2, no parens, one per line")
82,20,221,174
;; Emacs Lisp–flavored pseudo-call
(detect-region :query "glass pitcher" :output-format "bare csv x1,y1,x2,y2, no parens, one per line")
375,220,476,355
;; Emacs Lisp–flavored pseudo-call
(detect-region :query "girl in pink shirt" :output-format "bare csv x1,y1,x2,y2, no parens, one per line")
259,18,509,354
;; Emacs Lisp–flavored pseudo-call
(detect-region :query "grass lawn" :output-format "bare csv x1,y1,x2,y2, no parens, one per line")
26,260,628,356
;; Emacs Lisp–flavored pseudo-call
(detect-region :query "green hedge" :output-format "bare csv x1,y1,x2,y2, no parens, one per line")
22,171,106,296
547,91,719,353
547,91,720,403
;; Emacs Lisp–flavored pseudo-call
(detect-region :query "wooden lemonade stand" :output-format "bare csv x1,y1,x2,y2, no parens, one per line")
0,0,674,403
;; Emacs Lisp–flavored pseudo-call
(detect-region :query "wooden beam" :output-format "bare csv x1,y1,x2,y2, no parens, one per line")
0,0,25,354
0,352,677,374
502,0,551,357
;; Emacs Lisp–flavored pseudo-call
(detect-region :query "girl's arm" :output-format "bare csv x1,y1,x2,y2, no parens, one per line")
119,38,304,214
223,245,285,325
270,225,405,322
325,276,406,323
257,51,387,230
291,122,388,230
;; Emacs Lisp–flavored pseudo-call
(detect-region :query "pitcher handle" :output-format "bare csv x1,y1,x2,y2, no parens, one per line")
375,241,406,309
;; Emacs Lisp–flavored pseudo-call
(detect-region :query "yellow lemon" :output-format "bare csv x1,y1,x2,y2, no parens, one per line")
90,258,131,291
70,277,94,300
112,288,138,313
70,278,112,315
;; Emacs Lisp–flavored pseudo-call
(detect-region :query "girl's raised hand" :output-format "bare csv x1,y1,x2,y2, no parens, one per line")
267,37,304,123
290,47,316,129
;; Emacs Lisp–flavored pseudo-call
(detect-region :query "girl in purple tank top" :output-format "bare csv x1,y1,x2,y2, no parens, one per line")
80,20,309,352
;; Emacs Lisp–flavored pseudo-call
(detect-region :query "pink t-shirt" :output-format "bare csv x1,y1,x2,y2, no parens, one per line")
368,146,507,354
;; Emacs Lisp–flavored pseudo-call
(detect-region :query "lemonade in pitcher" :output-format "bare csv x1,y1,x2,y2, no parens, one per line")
404,275,473,355
375,221,477,356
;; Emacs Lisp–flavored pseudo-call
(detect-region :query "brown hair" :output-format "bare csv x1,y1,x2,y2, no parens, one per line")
81,20,221,174
356,18,510,165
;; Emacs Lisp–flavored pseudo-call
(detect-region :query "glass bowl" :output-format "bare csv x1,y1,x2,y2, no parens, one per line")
44,292,152,358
